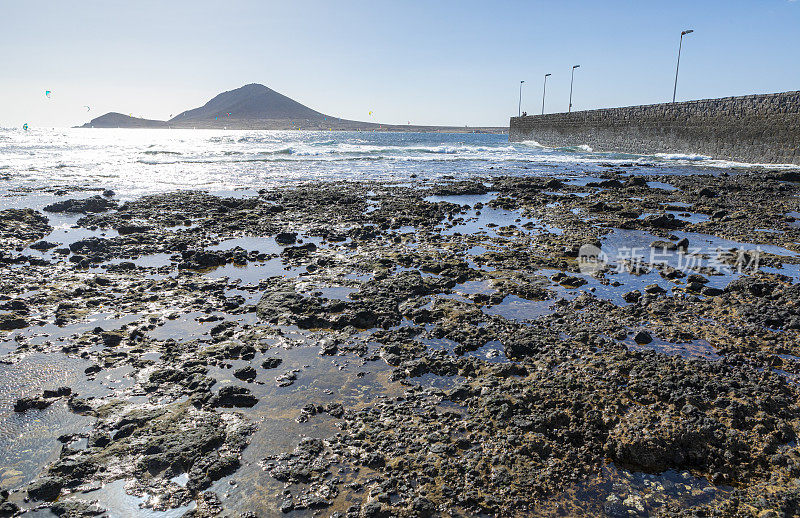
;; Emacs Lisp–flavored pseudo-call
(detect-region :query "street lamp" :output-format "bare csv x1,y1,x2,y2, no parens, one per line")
673,29,694,103
518,80,525,117
569,65,580,113
542,73,551,115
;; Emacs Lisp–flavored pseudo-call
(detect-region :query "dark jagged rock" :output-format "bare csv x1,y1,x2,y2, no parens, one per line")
27,476,63,501
0,313,27,330
233,366,257,382
14,396,52,412
42,387,71,398
0,208,51,246
275,231,297,244
261,358,282,369
44,195,117,214
210,386,258,408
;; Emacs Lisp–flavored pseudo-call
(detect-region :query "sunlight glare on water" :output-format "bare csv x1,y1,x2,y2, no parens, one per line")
1,128,792,199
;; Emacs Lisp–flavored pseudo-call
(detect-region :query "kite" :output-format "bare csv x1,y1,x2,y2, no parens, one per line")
45,91,52,98
22,123,28,131
84,106,90,111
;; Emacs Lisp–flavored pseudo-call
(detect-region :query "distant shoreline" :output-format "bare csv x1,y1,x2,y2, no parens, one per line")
77,124,508,134
79,84,508,134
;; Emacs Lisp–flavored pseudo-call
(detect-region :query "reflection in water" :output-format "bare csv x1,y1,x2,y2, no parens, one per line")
204,337,406,517
0,354,94,490
625,335,722,361
533,463,731,517
482,294,556,321
73,479,196,518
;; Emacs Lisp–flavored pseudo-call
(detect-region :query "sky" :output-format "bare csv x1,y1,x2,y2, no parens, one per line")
1,0,798,128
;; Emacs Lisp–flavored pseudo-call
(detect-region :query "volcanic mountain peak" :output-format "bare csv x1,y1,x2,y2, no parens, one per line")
168,83,326,123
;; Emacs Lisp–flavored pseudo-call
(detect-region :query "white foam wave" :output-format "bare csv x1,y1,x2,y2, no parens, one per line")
654,152,711,161
517,140,548,149
2,128,799,199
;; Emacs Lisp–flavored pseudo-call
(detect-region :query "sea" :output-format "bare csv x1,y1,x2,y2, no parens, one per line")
2,128,796,200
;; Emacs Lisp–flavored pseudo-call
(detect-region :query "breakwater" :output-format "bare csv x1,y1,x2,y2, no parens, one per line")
510,91,800,165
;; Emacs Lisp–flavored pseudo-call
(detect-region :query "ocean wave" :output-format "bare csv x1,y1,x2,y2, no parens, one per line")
518,140,548,149
257,147,295,155
238,143,522,158
235,136,284,144
4,128,799,200
650,156,800,170
654,152,710,161
557,144,594,153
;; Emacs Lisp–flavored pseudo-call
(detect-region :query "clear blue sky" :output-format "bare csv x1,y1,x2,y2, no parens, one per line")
1,0,798,128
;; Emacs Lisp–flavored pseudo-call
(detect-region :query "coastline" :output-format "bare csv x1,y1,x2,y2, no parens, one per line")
2,168,800,516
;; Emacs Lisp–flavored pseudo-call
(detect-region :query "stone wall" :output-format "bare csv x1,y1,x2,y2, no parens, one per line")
509,91,800,165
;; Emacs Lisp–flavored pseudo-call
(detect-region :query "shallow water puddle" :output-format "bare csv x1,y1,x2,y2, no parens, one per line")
482,295,556,321
647,180,679,191
464,339,508,363
438,205,535,238
104,252,174,269
69,479,196,518
423,192,498,207
148,311,257,341
147,311,218,341
625,334,721,361
207,235,283,255
315,285,357,302
596,228,800,294
671,230,799,259
204,257,303,284
17,223,120,262
532,463,731,516
201,340,406,516
1,312,142,353
543,190,594,198
343,271,374,282
0,353,96,490
637,211,710,224
452,279,497,295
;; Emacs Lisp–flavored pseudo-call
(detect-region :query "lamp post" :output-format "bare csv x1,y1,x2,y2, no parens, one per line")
518,80,525,117
568,65,580,113
673,29,693,103
542,73,551,115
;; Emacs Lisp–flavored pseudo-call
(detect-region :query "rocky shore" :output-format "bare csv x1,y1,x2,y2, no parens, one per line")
2,167,800,517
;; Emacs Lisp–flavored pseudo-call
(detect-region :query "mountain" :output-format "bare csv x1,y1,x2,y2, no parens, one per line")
162,83,377,130
169,83,326,125
81,83,505,133
81,112,167,128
